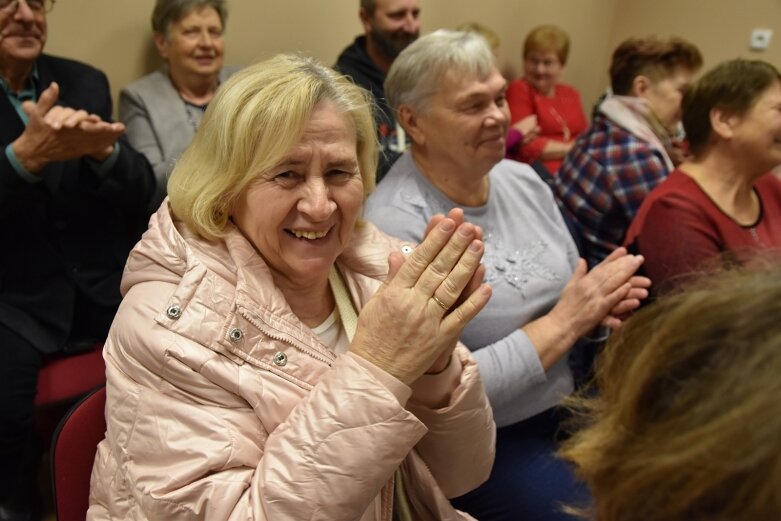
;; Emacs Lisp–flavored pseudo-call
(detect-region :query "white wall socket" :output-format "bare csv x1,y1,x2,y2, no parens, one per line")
750,28,773,51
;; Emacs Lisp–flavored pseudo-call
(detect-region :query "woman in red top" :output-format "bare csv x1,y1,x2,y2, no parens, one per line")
506,25,588,174
625,59,781,294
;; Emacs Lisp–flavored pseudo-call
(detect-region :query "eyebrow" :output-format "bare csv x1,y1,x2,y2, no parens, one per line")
276,158,306,169
456,82,507,104
275,157,359,171
180,23,221,30
387,7,420,15
326,158,360,171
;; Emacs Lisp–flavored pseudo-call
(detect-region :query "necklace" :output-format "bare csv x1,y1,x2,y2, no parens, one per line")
547,105,571,142
182,99,207,133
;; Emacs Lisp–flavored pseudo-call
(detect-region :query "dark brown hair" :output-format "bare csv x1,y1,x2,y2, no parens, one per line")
360,0,376,15
151,0,227,35
609,36,702,96
683,58,781,155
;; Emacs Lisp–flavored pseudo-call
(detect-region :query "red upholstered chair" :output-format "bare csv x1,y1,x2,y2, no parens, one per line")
34,342,106,447
50,386,107,521
35,342,106,406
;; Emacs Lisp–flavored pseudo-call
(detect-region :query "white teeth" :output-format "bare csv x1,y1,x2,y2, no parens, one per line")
291,229,328,240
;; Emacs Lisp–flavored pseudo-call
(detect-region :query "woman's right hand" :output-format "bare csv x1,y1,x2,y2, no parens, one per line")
349,218,492,385
523,248,647,369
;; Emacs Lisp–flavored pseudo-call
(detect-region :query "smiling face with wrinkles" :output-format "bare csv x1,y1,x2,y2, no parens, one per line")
0,0,47,82
413,66,510,181
362,0,420,60
155,6,224,83
231,100,365,291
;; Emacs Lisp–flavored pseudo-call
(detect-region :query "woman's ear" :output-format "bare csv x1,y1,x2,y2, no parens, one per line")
631,75,652,98
709,106,738,140
397,105,425,146
153,32,169,60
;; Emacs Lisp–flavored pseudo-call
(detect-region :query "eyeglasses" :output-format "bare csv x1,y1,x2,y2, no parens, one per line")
0,0,55,14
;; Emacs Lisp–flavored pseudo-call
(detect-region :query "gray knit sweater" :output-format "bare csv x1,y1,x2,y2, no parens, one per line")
365,153,578,426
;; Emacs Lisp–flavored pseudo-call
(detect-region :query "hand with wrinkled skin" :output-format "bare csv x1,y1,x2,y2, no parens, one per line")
423,208,486,310
524,247,649,370
419,208,487,373
11,82,125,173
350,217,492,385
552,248,649,333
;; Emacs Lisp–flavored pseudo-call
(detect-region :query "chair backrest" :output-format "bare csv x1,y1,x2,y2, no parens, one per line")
35,342,105,406
51,386,107,521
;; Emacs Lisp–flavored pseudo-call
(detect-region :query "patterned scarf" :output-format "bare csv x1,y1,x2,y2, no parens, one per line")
598,95,675,170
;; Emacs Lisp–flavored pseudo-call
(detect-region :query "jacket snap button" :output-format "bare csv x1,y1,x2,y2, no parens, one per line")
272,352,288,367
228,328,243,342
166,304,182,319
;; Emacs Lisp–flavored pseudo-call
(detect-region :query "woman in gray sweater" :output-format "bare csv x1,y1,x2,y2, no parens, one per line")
365,30,650,521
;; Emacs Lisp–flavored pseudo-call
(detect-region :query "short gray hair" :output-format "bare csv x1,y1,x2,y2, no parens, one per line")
384,29,495,114
151,0,228,35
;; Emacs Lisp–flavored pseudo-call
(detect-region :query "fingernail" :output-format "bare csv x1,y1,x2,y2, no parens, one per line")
439,219,455,231
469,240,481,252
458,224,473,237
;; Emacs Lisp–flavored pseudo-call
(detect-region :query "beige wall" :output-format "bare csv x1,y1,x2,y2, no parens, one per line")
43,1,779,120
609,0,781,75
422,0,618,110
45,1,360,115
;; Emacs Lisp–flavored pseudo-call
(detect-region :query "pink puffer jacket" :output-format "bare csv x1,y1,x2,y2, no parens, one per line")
87,202,495,520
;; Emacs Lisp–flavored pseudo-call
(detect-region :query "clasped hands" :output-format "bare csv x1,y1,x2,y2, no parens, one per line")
526,247,651,370
512,114,541,145
350,209,492,385
11,82,125,173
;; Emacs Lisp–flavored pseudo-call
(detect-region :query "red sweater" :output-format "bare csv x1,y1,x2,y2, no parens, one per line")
506,78,587,174
625,169,781,293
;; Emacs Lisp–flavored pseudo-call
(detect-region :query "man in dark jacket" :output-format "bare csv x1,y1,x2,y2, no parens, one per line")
335,0,419,182
0,1,155,518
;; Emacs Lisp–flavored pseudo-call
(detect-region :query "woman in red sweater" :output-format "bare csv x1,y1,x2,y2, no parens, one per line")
506,25,587,174
625,59,781,294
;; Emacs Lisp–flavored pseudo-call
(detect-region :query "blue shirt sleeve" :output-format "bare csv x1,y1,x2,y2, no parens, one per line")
4,144,41,184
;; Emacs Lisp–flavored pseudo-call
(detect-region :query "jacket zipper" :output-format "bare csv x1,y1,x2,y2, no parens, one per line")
238,308,334,366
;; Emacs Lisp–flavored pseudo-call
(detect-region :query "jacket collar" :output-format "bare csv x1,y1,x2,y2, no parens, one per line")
124,201,405,360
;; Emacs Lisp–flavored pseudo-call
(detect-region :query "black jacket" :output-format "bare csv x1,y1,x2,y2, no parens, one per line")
336,35,405,183
0,54,155,353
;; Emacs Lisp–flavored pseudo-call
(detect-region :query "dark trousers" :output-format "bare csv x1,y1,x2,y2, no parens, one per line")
451,408,590,521
0,290,114,518
0,323,44,510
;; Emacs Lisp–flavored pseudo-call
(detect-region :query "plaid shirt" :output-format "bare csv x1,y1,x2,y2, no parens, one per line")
554,112,671,267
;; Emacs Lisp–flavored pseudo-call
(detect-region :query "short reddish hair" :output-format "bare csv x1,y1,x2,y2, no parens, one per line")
523,25,570,65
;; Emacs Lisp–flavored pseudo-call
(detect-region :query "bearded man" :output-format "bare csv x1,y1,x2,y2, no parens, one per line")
335,0,420,182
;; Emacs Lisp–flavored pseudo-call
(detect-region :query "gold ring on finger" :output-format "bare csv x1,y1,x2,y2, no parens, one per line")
431,294,449,311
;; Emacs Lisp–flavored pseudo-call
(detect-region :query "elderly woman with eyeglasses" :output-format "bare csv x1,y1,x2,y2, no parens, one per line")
506,25,588,175
88,55,496,521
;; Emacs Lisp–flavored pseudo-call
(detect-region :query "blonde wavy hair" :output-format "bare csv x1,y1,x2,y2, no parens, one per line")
560,263,781,521
168,54,378,240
